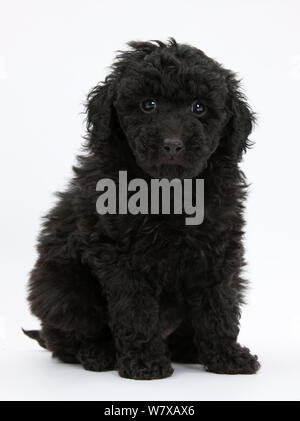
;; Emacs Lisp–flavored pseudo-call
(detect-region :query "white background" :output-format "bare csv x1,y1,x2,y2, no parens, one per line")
0,0,300,401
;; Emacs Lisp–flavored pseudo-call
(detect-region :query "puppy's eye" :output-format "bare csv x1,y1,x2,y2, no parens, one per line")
140,99,157,113
191,101,206,116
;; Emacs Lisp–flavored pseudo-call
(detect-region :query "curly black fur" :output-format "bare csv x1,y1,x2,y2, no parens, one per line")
24,39,260,379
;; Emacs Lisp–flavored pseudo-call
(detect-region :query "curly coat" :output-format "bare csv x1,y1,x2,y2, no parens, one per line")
24,39,260,379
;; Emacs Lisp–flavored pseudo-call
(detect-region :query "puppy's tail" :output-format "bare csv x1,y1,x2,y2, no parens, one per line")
22,328,46,349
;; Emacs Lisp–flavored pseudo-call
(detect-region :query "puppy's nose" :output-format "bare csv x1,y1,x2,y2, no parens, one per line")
163,138,184,157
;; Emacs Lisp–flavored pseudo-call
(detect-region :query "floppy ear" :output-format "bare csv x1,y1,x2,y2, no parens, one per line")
85,81,115,150
222,75,255,161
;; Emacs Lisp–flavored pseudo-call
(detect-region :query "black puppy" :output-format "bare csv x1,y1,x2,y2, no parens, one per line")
24,39,260,379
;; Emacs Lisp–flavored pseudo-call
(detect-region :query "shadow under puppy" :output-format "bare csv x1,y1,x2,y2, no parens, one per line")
24,39,260,379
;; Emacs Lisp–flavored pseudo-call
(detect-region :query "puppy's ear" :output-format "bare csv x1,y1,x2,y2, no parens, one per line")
223,74,255,161
85,81,115,149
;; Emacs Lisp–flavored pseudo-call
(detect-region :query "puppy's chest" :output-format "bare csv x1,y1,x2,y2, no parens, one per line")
155,252,205,339
131,224,205,275
129,223,206,339
153,255,186,335
159,289,185,340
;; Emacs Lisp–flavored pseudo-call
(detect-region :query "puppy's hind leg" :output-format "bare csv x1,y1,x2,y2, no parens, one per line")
39,326,81,364
76,327,116,372
31,325,116,370
27,258,115,370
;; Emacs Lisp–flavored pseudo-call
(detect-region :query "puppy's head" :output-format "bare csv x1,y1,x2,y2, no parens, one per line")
86,39,254,179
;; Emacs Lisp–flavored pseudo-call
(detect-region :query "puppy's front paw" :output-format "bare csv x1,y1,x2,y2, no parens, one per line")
118,355,173,380
205,343,260,375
